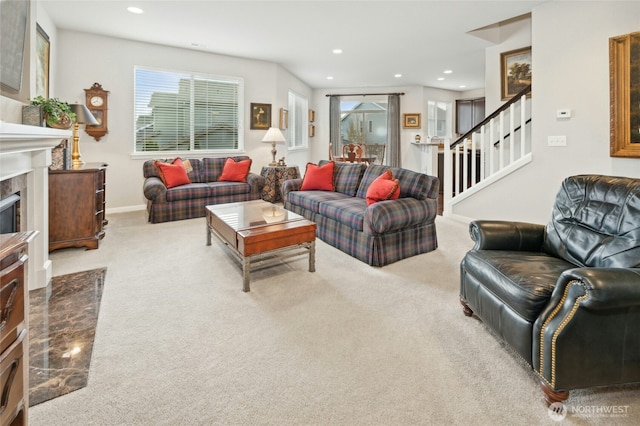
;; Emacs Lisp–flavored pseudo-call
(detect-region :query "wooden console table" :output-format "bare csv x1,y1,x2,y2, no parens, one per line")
49,163,108,252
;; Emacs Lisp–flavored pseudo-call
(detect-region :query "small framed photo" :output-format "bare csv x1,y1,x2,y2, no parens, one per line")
309,109,315,123
250,103,271,130
279,108,288,130
403,113,421,129
500,46,532,100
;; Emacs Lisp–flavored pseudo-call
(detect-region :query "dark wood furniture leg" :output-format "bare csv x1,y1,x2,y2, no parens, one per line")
540,381,570,406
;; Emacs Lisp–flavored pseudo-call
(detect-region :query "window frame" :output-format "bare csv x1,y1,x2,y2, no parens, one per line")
287,90,309,151
132,65,245,159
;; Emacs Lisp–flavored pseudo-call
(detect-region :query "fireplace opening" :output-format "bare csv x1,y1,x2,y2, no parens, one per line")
0,193,20,234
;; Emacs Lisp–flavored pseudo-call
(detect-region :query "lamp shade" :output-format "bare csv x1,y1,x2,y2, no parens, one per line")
70,103,99,125
261,127,286,144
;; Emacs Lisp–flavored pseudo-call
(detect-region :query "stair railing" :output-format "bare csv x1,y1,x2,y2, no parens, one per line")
443,85,532,215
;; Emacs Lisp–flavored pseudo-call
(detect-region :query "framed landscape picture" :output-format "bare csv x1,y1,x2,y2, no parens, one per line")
501,46,532,100
250,103,271,130
403,113,421,129
36,24,50,98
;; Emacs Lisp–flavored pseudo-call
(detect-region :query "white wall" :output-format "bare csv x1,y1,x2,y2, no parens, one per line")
452,1,640,224
54,30,312,212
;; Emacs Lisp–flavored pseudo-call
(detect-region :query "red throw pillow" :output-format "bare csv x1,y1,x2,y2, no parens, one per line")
366,170,400,205
300,162,335,191
155,158,191,189
218,158,252,182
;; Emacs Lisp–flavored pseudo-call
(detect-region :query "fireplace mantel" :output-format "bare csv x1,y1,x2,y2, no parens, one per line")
0,121,72,290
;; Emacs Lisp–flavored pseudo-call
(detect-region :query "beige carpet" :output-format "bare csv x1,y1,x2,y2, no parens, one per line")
31,211,640,425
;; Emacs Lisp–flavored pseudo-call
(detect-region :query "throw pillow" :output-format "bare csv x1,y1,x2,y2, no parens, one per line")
218,158,252,182
155,158,191,189
366,170,400,205
300,161,335,191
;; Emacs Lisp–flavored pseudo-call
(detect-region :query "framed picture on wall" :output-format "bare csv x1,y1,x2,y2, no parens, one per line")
610,31,640,157
279,108,288,130
36,24,50,98
500,46,532,100
250,103,271,130
403,113,421,129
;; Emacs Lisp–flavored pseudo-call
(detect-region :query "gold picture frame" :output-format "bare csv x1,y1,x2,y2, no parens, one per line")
279,108,288,130
250,103,271,130
610,31,640,158
36,24,50,98
500,46,532,101
403,113,421,129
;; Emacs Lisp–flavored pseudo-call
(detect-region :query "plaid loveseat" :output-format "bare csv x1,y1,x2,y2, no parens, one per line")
283,161,439,266
143,156,265,223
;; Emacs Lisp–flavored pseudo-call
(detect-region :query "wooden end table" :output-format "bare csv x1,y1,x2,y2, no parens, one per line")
206,200,316,292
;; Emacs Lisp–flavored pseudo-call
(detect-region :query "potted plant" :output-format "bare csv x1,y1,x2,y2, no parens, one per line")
29,96,76,129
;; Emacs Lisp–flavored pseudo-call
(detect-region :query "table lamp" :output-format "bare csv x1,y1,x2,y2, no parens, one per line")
69,103,99,168
261,127,286,166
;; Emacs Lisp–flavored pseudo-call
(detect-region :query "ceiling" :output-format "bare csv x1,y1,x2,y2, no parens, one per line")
41,0,545,91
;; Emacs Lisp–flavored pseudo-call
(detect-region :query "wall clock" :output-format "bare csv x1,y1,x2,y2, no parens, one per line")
84,82,109,141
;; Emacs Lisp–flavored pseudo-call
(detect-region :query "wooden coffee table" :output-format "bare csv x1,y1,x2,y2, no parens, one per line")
206,200,316,292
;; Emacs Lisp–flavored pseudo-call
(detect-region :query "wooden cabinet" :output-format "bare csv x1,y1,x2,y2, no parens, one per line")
49,163,108,252
0,231,37,426
455,97,485,135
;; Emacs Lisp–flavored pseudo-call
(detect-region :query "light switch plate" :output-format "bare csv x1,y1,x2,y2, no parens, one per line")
548,135,567,146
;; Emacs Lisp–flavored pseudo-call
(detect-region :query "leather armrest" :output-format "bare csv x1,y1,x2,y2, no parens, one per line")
552,268,640,310
469,220,545,251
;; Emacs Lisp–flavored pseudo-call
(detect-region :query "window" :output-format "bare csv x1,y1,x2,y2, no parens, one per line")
288,90,308,149
134,67,244,154
427,100,452,138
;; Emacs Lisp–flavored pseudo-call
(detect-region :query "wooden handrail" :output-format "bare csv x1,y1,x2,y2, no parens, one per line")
451,84,531,149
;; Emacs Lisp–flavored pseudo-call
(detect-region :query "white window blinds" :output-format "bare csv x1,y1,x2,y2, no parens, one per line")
134,67,244,153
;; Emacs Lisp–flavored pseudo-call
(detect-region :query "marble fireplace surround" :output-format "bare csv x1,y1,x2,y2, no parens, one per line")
0,122,72,290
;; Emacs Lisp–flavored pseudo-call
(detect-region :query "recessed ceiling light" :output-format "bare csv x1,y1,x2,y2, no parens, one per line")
459,85,466,88
437,77,445,81
127,6,144,14
332,49,342,54
326,76,334,80
394,74,402,78
443,70,453,74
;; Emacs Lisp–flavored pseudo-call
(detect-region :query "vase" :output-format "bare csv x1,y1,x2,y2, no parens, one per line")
45,113,73,129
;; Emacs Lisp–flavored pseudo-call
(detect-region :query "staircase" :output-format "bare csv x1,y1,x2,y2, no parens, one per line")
442,85,532,216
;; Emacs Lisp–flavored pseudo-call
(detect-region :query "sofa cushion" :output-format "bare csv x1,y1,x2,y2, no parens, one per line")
543,175,640,268
355,165,437,200
218,157,252,182
301,162,335,191
155,158,191,188
202,156,251,182
463,250,574,322
319,160,366,196
366,170,400,205
165,181,251,202
287,190,349,214
318,197,368,231
144,158,203,183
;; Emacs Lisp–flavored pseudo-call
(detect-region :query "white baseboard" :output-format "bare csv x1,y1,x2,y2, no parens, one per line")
106,204,146,215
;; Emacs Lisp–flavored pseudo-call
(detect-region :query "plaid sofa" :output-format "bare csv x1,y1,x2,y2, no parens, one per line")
283,160,440,266
143,156,265,223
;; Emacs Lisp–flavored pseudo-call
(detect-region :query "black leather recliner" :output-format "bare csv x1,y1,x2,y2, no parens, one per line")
460,175,640,405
